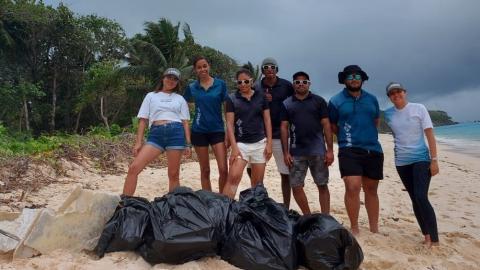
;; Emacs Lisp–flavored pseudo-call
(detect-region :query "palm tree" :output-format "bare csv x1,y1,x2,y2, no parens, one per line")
242,61,261,80
120,18,192,92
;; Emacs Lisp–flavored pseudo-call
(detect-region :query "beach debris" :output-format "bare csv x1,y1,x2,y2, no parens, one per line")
295,213,363,270
21,186,120,254
220,184,297,270
139,187,220,265
0,209,41,253
95,195,151,257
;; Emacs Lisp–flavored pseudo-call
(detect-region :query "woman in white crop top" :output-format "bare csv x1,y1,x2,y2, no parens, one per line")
122,68,191,195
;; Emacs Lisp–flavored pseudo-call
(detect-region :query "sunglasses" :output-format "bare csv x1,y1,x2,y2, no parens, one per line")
293,80,310,85
262,65,277,70
346,74,362,81
236,79,252,85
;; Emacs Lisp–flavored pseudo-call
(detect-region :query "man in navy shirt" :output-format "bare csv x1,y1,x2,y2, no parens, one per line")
328,65,383,235
254,57,294,208
280,71,334,214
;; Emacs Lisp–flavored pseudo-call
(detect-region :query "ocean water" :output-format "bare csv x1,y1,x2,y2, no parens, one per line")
434,122,480,157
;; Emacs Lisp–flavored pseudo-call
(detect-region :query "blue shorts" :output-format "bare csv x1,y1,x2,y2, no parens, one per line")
146,122,186,152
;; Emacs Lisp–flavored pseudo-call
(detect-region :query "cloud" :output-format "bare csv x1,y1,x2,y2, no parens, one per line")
43,0,480,121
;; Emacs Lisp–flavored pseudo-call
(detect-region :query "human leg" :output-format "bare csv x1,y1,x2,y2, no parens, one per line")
343,176,362,234
412,162,439,244
272,139,291,207
250,163,266,187
194,146,212,191
166,149,184,192
362,177,380,233
309,156,330,214
211,141,228,193
222,158,248,199
123,144,162,196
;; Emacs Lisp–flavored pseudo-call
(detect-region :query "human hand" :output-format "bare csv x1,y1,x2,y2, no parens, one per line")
265,93,273,102
184,147,192,158
229,147,243,165
283,152,293,168
325,150,334,166
264,143,273,161
430,160,439,176
132,142,142,156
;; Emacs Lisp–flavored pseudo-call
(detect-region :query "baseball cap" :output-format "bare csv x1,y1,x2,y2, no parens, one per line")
386,82,406,95
261,57,278,67
163,68,181,80
292,71,310,80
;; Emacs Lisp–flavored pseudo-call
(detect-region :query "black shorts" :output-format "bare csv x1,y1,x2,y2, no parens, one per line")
191,131,225,147
338,147,384,180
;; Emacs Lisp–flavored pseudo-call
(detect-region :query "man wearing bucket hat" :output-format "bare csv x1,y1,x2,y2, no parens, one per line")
328,65,383,235
253,57,294,208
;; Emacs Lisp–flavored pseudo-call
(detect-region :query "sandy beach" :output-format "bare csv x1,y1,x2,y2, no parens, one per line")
1,134,480,269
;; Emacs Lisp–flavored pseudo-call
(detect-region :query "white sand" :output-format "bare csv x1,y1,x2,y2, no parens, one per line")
2,134,480,269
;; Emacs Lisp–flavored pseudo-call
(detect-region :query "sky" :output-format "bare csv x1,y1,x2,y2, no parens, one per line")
44,0,480,121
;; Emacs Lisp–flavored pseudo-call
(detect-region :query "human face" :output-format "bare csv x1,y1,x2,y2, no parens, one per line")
344,73,362,91
236,73,253,93
293,76,310,95
194,59,210,79
262,64,277,79
162,75,179,91
388,88,407,108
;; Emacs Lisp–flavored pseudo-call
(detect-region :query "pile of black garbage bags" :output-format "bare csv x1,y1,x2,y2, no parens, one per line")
95,184,363,270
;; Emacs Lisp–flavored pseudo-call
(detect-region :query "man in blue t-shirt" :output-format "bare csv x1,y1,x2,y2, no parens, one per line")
280,71,334,214
328,65,383,235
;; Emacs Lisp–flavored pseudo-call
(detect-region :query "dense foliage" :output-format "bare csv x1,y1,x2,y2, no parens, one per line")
0,0,239,136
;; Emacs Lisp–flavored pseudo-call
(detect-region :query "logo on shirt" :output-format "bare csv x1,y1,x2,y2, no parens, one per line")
344,122,352,147
290,124,297,148
236,119,243,137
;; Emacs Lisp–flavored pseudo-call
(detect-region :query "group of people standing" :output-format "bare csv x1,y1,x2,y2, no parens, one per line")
121,56,440,247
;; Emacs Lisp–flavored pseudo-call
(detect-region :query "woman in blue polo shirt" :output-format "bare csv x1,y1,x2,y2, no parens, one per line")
384,82,439,247
222,69,272,199
183,56,228,192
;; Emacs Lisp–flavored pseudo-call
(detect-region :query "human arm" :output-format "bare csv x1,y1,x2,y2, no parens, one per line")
281,120,293,168
133,118,148,156
223,101,230,148
424,128,439,176
226,111,240,165
182,120,192,158
321,117,334,166
263,109,273,161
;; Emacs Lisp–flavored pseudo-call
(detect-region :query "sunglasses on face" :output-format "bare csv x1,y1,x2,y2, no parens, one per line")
236,79,252,85
346,74,362,81
262,65,277,70
293,80,310,85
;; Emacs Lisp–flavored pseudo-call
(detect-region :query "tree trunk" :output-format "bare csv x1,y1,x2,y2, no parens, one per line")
23,96,30,131
50,69,57,132
74,110,82,134
100,96,109,130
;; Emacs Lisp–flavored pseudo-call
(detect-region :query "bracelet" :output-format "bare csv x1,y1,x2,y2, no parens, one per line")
431,157,438,161
186,143,192,148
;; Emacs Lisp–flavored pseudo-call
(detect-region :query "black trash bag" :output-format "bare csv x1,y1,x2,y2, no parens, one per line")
195,189,233,240
94,195,151,258
139,187,219,264
220,184,297,270
295,214,364,270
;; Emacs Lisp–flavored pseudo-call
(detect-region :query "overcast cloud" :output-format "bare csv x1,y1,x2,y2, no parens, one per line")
44,0,480,121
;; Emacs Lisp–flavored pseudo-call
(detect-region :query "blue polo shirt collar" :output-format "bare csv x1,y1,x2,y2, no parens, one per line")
193,77,220,91
261,76,282,88
342,88,365,99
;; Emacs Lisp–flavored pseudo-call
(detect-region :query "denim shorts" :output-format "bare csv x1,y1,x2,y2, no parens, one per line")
146,122,186,152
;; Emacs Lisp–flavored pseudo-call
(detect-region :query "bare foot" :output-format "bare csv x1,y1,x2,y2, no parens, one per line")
351,226,360,236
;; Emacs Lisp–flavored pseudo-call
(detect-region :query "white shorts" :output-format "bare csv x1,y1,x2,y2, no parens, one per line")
236,138,266,164
272,139,289,174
